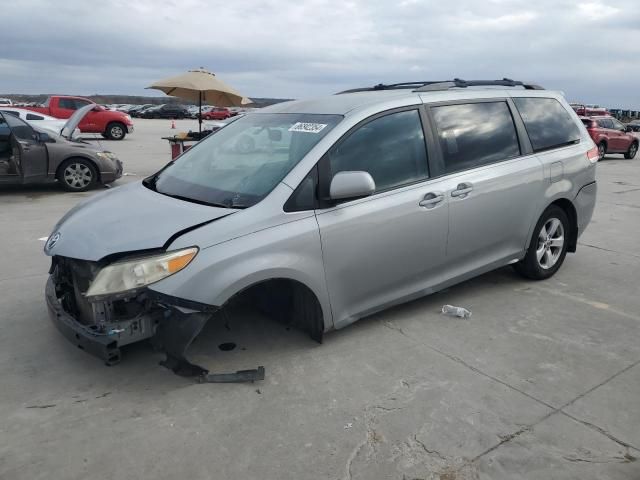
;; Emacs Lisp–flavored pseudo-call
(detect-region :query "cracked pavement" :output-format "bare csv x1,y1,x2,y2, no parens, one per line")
1,120,639,479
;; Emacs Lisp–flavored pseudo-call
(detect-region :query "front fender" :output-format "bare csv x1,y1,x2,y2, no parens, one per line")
148,214,334,331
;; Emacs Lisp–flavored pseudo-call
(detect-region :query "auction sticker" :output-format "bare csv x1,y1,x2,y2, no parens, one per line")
288,122,327,133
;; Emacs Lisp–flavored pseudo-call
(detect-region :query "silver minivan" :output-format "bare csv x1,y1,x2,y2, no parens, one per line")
44,79,598,377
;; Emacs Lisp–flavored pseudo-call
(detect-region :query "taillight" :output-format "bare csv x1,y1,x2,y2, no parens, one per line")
586,146,599,163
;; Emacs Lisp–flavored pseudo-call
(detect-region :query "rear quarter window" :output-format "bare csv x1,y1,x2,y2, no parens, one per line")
513,97,581,152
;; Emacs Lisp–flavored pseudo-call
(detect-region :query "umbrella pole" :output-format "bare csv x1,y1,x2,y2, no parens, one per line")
199,91,202,135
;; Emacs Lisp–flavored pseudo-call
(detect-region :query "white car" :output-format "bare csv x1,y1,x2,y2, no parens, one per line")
0,107,79,138
0,98,12,106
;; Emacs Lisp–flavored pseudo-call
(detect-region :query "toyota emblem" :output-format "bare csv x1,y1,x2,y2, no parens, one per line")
46,232,61,250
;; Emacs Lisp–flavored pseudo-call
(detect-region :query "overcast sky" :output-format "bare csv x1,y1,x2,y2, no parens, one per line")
1,0,639,107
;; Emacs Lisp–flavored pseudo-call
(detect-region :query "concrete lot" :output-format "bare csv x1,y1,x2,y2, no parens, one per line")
1,118,639,480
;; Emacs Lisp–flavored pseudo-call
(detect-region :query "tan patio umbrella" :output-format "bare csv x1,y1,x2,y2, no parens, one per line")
146,68,252,133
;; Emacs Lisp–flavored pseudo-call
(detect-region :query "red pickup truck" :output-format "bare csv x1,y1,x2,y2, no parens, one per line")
26,96,134,140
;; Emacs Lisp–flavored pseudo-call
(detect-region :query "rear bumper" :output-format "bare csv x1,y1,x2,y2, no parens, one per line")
575,181,597,238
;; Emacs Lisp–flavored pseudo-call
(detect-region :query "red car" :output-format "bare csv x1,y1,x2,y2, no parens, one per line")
201,107,231,120
25,95,134,140
580,115,638,160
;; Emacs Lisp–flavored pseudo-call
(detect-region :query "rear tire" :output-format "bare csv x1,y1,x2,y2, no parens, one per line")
514,205,570,280
105,122,126,140
624,142,638,159
57,158,97,192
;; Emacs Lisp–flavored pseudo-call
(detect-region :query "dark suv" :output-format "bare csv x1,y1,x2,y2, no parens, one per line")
581,115,638,160
140,104,188,119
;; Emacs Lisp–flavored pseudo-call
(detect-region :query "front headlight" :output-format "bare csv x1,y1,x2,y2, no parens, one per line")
86,247,198,298
96,151,117,160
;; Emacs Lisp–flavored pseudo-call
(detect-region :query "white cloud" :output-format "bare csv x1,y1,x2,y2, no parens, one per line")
0,0,639,108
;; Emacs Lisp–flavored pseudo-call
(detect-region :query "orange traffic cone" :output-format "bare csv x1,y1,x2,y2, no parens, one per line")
171,120,176,129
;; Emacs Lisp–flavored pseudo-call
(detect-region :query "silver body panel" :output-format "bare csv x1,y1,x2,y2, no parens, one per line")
46,88,597,334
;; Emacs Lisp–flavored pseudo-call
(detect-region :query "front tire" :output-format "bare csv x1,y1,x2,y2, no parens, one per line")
57,158,97,192
105,122,126,140
514,205,570,280
624,142,638,159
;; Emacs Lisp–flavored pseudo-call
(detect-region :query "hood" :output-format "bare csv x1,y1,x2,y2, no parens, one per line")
60,103,95,139
45,181,234,261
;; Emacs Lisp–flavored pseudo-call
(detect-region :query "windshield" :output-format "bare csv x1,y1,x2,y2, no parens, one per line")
146,113,342,208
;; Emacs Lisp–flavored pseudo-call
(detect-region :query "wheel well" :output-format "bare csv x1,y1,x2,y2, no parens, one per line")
551,198,578,253
224,278,324,343
56,156,101,182
598,139,607,149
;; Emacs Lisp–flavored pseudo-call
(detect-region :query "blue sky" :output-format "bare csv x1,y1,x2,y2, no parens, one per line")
1,0,639,107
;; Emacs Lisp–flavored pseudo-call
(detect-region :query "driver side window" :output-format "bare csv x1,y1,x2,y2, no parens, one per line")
328,109,429,192
3,113,35,141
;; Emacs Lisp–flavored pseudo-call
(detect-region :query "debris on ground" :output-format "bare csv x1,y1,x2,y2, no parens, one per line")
441,305,472,319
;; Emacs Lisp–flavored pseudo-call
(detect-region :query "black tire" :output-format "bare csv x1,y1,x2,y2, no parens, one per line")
105,122,126,140
598,142,606,160
624,141,638,159
57,158,98,192
514,205,570,280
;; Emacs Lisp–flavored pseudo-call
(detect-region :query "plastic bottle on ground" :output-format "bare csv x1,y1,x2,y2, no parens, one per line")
441,305,472,319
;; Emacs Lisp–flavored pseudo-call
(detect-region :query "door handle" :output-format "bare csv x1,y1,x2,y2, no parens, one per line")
419,192,444,208
451,183,473,198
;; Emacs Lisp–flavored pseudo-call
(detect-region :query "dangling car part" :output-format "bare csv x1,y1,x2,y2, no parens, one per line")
46,255,264,382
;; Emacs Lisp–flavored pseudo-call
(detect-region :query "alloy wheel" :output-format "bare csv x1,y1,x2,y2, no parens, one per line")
110,125,124,139
63,163,93,189
536,217,564,269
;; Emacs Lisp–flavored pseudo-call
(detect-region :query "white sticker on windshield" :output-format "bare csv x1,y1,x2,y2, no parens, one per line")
288,122,327,133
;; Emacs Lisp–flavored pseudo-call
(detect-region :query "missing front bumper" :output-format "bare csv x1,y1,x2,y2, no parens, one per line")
46,276,265,382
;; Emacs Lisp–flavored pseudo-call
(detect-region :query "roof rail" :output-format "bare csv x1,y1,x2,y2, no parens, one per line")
415,78,544,91
335,78,544,95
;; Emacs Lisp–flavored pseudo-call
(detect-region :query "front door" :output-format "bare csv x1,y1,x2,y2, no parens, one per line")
315,108,449,328
2,113,48,183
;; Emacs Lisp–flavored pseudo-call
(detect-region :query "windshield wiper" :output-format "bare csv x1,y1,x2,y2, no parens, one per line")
161,192,239,209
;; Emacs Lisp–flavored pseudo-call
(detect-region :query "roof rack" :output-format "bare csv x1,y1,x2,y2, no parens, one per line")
336,78,544,94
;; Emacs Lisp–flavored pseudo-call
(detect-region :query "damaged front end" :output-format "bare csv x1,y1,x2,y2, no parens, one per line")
46,256,264,382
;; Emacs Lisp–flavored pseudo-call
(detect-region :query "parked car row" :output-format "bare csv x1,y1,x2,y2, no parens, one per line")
110,103,242,119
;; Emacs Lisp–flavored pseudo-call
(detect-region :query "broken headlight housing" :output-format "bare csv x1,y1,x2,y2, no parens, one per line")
86,247,198,298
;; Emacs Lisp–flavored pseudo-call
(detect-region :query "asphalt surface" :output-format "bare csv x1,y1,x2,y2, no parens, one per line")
1,119,639,480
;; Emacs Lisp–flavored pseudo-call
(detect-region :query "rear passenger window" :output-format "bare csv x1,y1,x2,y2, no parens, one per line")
329,109,428,192
26,113,43,120
597,119,613,129
513,97,580,152
432,101,520,174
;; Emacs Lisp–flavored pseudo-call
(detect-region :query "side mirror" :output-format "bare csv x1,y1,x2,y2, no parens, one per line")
329,171,376,201
37,131,53,143
625,126,633,133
